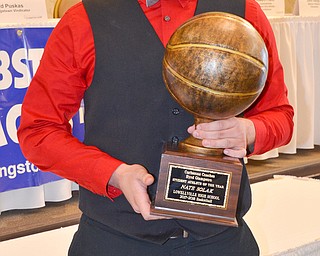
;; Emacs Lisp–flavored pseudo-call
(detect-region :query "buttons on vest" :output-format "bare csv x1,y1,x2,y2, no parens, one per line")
172,108,180,115
171,136,179,145
171,107,181,145
164,15,171,22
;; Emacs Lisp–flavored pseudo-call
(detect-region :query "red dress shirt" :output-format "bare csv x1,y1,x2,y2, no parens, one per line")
18,0,294,197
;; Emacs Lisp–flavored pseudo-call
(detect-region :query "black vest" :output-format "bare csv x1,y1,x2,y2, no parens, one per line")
81,0,250,244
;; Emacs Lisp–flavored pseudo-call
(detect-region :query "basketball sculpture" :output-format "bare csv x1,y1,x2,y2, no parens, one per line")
163,12,269,155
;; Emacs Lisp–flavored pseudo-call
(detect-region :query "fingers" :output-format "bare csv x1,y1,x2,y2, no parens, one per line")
142,173,154,186
111,164,167,221
202,137,243,149
188,117,249,158
195,118,237,134
187,124,196,134
224,147,247,158
132,173,169,220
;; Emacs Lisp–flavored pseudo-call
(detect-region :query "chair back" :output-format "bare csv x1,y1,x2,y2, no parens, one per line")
53,0,81,18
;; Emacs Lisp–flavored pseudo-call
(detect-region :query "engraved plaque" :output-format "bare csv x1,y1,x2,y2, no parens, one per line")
165,164,230,209
151,145,242,227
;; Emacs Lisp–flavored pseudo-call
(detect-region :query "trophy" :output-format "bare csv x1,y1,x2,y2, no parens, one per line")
150,12,268,227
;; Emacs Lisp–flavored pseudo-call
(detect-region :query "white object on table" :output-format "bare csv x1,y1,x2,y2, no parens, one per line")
244,175,320,255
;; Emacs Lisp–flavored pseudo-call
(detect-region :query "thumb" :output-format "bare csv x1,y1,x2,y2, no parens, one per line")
142,173,154,186
187,124,196,134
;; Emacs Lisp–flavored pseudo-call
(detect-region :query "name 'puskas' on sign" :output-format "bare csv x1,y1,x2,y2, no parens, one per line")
0,0,47,23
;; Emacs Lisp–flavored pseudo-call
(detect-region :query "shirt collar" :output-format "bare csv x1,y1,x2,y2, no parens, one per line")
145,0,190,8
146,0,159,7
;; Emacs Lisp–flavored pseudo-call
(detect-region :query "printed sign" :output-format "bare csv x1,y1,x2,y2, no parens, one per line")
298,0,320,16
256,0,285,16
165,164,230,208
0,26,84,192
0,0,47,23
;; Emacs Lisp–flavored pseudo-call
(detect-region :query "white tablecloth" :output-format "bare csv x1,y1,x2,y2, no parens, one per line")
0,225,78,256
252,15,320,160
244,175,320,256
0,179,78,213
272,15,320,149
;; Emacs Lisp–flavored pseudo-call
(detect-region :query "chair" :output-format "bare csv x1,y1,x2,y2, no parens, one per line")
53,0,81,18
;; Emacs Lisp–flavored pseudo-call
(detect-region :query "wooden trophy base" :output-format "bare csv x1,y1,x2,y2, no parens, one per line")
150,144,242,227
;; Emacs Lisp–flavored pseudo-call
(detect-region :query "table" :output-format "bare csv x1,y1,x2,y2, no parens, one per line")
0,225,78,256
1,176,319,256
244,175,320,255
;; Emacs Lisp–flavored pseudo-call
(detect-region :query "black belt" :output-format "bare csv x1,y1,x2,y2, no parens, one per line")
169,229,189,239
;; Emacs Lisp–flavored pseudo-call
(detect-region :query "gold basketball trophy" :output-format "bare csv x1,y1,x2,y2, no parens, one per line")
150,12,268,227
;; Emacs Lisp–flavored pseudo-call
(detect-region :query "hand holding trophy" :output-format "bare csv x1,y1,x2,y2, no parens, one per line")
151,12,268,227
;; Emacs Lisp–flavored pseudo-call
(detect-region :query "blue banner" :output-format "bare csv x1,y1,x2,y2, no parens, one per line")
0,27,84,192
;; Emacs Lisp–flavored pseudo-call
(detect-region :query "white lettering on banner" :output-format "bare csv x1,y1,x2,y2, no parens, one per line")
6,104,21,144
28,48,43,79
0,103,85,146
79,105,85,124
0,120,8,147
12,48,31,89
0,51,12,90
69,105,85,129
0,104,21,146
0,46,84,149
0,47,43,146
0,160,39,180
0,48,43,90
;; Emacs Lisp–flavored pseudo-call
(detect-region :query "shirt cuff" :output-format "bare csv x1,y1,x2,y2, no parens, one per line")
107,185,123,199
87,155,124,198
247,117,268,156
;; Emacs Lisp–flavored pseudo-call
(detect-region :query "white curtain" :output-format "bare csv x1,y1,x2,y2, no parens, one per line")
251,15,320,160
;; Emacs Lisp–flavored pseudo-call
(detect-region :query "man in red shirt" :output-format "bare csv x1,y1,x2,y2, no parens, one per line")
18,0,293,255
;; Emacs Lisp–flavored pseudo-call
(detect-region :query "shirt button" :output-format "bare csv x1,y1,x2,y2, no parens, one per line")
172,108,180,115
164,15,171,22
172,136,179,144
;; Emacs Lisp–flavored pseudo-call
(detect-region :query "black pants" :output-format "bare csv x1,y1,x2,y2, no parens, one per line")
69,215,259,256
